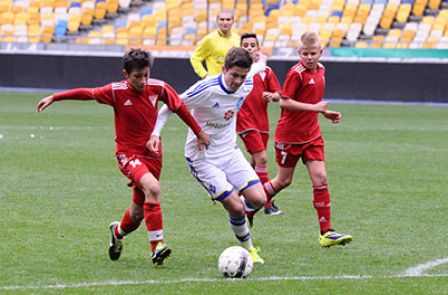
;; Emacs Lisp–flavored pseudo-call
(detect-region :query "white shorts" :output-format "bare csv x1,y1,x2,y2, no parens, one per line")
185,148,260,201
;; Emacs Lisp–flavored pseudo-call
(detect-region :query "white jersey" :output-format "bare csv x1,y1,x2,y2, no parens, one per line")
181,74,253,160
152,61,265,161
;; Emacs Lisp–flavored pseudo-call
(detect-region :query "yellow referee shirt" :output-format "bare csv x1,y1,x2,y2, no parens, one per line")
190,30,240,78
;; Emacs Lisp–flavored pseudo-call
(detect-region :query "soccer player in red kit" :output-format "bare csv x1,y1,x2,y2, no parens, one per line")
262,32,352,247
237,33,283,217
37,49,209,265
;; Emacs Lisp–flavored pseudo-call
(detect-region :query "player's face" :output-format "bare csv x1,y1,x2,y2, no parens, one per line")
241,37,259,56
216,11,234,36
223,66,250,93
298,44,322,71
124,66,150,91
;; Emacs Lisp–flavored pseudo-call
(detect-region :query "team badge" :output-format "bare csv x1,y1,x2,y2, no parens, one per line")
148,95,158,107
223,110,234,121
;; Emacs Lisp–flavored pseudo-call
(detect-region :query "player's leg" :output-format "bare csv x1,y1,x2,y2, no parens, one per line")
109,190,144,261
186,156,264,264
240,131,270,182
221,192,264,264
303,139,352,247
138,171,172,265
262,143,300,209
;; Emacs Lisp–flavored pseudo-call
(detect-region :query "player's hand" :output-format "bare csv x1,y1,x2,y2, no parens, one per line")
253,51,267,64
146,135,161,153
262,92,280,102
37,95,54,112
314,101,329,112
322,110,342,123
196,131,210,151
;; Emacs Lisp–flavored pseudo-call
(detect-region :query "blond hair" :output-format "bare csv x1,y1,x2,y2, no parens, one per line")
298,32,321,50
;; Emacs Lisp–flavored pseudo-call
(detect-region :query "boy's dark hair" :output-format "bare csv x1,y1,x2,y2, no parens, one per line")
123,48,154,74
224,47,253,70
240,33,259,46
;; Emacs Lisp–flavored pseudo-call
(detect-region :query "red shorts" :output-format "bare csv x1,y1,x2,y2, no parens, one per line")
116,153,162,207
274,137,325,168
239,130,269,154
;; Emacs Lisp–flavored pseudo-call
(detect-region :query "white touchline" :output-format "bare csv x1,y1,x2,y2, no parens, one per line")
2,274,448,290
404,257,448,277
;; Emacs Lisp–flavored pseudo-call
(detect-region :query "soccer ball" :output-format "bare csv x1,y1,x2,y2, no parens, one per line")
218,246,253,278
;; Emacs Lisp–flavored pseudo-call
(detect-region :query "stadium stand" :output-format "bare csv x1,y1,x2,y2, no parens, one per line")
0,0,447,50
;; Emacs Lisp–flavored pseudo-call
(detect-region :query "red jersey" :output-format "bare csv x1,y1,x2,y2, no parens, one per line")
236,66,280,134
275,61,326,144
54,78,198,158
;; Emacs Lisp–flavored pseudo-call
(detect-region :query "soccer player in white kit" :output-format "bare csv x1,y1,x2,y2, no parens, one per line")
147,48,266,264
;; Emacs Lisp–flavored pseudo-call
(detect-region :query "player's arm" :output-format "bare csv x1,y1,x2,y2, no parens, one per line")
278,70,328,113
190,38,210,79
147,84,209,152
37,88,96,112
279,98,328,113
262,68,282,102
321,109,342,123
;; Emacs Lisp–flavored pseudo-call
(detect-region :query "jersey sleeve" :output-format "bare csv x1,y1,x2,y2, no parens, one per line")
154,82,202,136
180,79,211,108
158,82,184,112
52,84,114,106
92,84,115,106
190,37,210,78
281,70,302,100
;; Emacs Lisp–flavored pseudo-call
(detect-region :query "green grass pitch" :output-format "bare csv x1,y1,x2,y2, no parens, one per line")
0,91,447,294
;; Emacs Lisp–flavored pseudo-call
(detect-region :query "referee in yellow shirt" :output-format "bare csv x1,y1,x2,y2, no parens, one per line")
190,10,240,78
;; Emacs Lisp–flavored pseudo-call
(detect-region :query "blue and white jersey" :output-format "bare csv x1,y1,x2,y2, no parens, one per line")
182,74,253,160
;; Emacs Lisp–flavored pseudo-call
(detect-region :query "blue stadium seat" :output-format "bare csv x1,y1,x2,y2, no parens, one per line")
157,21,167,30
332,10,343,17
265,3,280,16
140,8,153,16
55,20,68,37
114,19,127,28
69,1,81,8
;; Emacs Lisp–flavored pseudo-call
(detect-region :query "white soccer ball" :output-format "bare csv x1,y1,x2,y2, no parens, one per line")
218,246,253,278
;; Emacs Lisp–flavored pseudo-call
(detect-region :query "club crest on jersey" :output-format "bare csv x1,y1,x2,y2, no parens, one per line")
148,95,158,107
223,110,234,121
209,184,216,193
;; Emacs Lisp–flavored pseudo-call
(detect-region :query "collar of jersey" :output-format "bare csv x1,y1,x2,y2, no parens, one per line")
218,74,234,94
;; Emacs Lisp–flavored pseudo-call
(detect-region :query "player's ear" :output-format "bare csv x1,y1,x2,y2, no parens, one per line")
122,69,129,79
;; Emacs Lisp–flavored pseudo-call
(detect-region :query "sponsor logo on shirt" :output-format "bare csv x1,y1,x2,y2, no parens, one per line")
212,101,220,108
309,78,316,85
124,99,133,106
205,121,231,129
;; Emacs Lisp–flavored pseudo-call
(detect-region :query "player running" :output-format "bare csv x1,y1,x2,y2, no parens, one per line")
37,49,209,265
148,48,267,264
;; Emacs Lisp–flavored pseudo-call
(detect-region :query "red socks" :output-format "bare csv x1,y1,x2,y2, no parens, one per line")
143,202,164,251
115,208,141,239
313,184,332,234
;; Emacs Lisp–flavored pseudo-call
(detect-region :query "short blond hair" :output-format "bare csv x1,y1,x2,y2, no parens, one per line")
298,32,321,50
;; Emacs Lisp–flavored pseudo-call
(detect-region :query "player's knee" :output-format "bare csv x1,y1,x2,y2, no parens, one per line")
255,154,268,165
142,182,161,201
251,196,266,209
312,173,328,185
228,200,245,216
